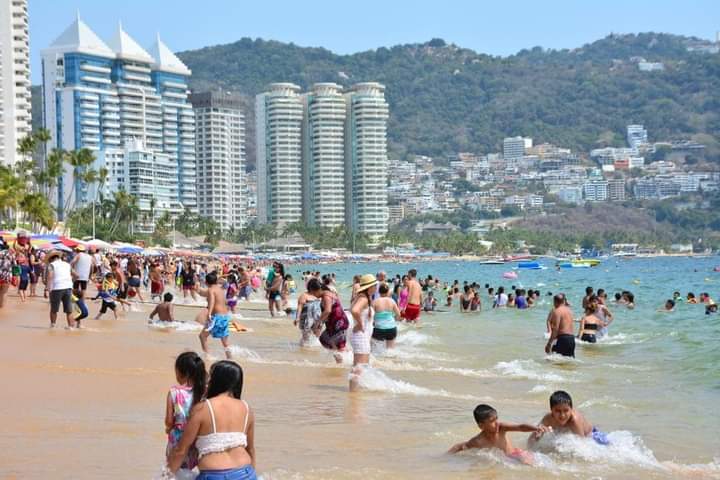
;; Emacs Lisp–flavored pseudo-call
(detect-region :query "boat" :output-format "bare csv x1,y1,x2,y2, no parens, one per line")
516,261,546,270
557,259,600,269
478,257,505,265
504,254,533,262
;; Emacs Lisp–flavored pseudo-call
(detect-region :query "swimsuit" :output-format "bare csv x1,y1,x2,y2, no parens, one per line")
207,313,231,339
350,307,373,355
372,310,397,341
319,297,348,351
581,323,598,343
166,384,198,469
591,426,610,445
195,399,256,480
403,302,421,321
552,334,576,357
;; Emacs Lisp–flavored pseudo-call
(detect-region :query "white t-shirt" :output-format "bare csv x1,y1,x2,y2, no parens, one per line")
49,260,73,291
495,293,508,307
73,252,92,281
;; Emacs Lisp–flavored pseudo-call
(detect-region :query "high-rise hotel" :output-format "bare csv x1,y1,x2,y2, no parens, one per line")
256,82,389,237
190,91,246,231
0,0,32,166
41,15,195,217
255,83,304,226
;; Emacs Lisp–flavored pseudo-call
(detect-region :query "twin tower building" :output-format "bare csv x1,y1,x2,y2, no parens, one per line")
40,15,389,237
256,82,389,237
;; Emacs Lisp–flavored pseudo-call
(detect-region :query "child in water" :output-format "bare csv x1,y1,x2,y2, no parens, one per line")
448,404,548,465
149,293,175,323
528,390,609,446
164,351,206,473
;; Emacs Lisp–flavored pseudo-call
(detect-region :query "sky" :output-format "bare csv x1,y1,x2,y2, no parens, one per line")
29,0,720,83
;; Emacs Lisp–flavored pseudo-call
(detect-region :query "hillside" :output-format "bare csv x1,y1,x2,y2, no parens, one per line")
178,33,720,163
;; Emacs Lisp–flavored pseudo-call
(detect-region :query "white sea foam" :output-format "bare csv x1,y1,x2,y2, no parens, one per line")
550,430,661,469
147,321,202,332
529,385,553,393
353,366,482,400
494,360,572,383
396,330,437,346
597,332,649,345
578,395,627,410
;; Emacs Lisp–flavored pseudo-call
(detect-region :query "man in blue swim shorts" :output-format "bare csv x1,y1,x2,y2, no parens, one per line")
199,272,233,359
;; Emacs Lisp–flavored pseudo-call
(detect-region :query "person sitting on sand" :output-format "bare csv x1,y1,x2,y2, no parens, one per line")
150,293,176,323
528,390,609,447
448,404,548,465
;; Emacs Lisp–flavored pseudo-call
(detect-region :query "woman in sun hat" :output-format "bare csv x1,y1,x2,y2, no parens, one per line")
349,273,378,391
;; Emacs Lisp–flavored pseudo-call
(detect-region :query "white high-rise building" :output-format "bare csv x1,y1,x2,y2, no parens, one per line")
627,124,648,149
97,138,182,232
41,15,195,217
0,0,31,165
503,136,526,166
255,83,303,226
303,83,346,228
191,91,246,231
344,82,389,237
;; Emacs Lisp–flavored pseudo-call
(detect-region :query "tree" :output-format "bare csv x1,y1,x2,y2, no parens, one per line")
62,148,97,215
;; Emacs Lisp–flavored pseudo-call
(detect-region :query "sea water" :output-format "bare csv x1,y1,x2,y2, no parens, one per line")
241,256,720,479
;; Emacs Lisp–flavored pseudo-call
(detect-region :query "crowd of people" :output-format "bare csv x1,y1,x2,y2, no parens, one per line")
4,233,719,478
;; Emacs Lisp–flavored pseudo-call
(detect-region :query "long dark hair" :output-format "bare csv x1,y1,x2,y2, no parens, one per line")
175,351,207,407
206,360,244,399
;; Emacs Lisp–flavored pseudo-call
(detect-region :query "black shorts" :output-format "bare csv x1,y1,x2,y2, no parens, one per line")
73,280,88,291
50,288,73,314
100,301,116,314
581,333,597,343
552,334,576,357
19,278,29,291
372,327,397,341
116,285,128,299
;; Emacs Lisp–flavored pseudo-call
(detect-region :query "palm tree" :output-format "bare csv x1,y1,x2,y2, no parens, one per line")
19,193,53,230
0,165,27,227
62,148,96,215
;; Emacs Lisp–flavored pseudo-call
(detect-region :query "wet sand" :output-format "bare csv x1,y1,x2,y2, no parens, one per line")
2,271,719,480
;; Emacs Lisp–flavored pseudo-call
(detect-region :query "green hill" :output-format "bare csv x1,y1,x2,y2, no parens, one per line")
178,32,720,163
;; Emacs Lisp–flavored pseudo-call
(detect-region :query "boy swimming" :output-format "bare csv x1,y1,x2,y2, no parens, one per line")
528,390,609,446
149,292,175,322
448,404,548,465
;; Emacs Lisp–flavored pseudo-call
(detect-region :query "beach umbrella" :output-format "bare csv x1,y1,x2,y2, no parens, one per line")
143,248,164,256
51,242,73,252
117,245,143,254
86,239,114,250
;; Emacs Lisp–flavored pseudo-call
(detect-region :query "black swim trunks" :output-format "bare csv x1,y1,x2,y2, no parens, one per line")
581,333,597,343
552,334,576,357
372,327,397,341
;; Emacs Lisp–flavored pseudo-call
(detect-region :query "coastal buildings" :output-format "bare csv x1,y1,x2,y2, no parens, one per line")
255,83,304,226
607,178,626,201
97,138,182,232
303,83,346,228
627,124,648,149
344,82,389,237
0,0,31,166
41,16,195,219
190,91,246,231
256,82,389,237
503,136,527,167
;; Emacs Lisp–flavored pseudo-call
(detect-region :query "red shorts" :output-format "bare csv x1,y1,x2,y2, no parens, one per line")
403,303,421,321
151,280,163,295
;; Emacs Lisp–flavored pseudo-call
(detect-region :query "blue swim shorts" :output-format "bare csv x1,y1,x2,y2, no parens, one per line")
206,313,231,339
197,466,256,480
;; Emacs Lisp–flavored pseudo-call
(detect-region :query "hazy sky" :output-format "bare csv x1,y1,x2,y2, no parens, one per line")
29,0,720,83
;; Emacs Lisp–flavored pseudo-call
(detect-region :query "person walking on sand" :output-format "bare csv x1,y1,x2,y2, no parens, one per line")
545,294,576,357
70,244,92,300
46,251,75,328
198,272,233,359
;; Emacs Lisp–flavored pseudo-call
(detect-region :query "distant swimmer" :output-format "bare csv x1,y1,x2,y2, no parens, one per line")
658,299,675,312
448,404,548,465
686,292,698,304
528,390,609,447
545,294,575,357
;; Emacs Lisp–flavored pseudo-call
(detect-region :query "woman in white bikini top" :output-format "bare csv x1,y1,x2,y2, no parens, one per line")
167,361,256,479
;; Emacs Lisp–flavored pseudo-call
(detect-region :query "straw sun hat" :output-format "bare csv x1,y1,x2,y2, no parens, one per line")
357,274,377,292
